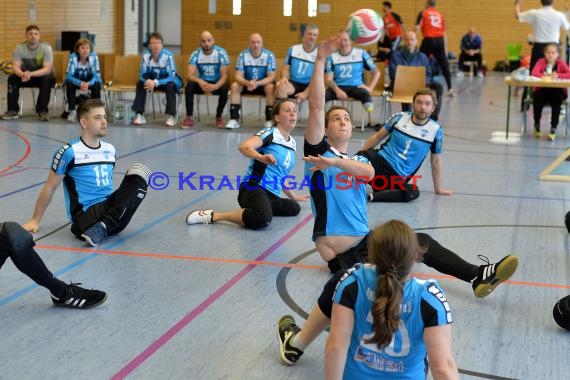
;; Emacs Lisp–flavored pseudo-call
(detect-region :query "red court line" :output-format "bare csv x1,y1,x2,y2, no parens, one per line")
0,128,31,175
37,244,570,290
110,214,313,379
36,244,323,270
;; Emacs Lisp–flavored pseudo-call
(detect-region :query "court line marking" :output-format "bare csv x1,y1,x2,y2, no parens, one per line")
0,187,214,307
110,213,313,380
27,244,570,290
0,127,31,175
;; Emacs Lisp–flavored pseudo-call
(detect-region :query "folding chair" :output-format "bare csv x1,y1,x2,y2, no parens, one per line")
384,66,426,117
52,50,69,114
104,55,140,123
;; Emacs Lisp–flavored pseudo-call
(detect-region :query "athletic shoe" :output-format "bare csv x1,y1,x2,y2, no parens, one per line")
565,211,570,233
448,89,455,97
264,120,274,128
534,131,542,139
38,112,49,121
225,119,240,129
277,315,303,365
81,222,108,247
456,71,465,78
548,132,556,141
561,107,566,116
52,283,107,309
165,115,177,127
186,209,214,225
67,110,77,123
180,116,193,128
0,110,19,120
477,71,484,78
133,113,146,125
215,117,224,129
471,254,518,298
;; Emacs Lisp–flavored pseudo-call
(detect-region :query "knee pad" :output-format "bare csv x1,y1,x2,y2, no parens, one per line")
126,163,151,182
404,183,420,202
242,209,271,230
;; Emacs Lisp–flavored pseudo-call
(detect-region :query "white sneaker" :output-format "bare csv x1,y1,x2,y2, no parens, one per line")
225,119,240,129
477,71,484,78
264,120,274,128
448,89,455,97
186,209,214,225
133,113,146,125
165,115,176,127
456,71,464,78
66,110,77,123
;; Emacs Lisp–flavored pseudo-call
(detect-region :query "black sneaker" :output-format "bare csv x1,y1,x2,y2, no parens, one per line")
472,255,518,298
1,110,19,120
81,222,107,247
52,283,107,309
277,315,303,365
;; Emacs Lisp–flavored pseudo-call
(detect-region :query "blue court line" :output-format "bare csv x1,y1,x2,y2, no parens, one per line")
117,130,200,159
0,191,217,307
0,181,45,199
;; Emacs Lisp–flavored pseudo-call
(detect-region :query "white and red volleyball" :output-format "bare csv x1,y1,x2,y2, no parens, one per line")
346,9,384,46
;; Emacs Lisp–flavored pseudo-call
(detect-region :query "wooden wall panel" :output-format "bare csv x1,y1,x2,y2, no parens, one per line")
0,0,116,61
181,0,546,71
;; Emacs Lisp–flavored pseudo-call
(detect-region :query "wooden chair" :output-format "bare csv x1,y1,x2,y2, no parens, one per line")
104,55,140,123
52,50,69,114
97,53,116,108
385,65,426,117
19,51,69,116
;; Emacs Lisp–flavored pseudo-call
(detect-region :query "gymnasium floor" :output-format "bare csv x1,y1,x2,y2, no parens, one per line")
1,73,569,380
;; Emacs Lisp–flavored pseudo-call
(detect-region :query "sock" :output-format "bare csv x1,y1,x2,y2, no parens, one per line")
265,105,273,121
290,334,307,351
230,104,240,120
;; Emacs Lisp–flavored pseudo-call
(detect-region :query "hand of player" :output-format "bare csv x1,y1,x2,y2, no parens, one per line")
292,194,311,202
143,79,156,91
318,35,340,59
294,91,308,102
256,153,277,165
335,88,348,100
247,80,257,92
80,81,89,91
303,154,337,171
435,188,454,196
22,219,40,233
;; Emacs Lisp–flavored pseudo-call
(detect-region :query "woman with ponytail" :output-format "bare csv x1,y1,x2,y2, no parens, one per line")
325,220,458,379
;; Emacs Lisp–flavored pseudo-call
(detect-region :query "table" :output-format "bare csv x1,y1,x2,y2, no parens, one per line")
504,76,570,139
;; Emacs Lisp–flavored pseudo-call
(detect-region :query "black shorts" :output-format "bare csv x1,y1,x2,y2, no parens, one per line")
241,86,267,96
290,80,308,96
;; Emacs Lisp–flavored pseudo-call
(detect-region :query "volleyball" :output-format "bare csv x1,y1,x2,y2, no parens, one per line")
346,9,383,46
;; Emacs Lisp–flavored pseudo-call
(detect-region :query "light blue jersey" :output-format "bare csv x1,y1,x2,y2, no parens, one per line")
139,48,182,89
51,137,116,220
378,112,443,177
236,48,276,81
189,45,230,83
325,48,375,87
334,264,452,380
243,127,296,197
304,138,370,240
285,44,317,85
65,51,102,87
